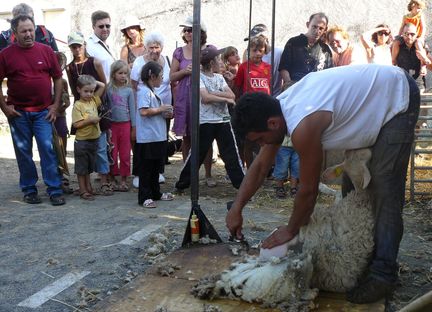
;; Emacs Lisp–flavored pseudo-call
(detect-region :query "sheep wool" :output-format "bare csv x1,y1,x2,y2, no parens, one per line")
301,190,374,292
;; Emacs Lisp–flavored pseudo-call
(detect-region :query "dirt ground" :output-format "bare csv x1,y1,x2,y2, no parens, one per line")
0,131,431,311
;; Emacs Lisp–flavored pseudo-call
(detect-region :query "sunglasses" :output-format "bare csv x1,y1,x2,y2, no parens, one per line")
377,31,390,36
183,28,193,33
97,24,111,29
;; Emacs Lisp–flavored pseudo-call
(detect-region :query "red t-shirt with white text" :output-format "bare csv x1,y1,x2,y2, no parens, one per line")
234,60,271,95
0,42,62,112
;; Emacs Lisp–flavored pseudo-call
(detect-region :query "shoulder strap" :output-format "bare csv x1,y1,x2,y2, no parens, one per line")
97,41,116,61
166,55,171,67
38,25,50,44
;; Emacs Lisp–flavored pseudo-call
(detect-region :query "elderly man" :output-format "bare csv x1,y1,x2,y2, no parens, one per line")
278,12,333,90
393,23,426,91
85,10,115,195
0,3,58,51
326,25,364,66
226,64,419,303
0,15,65,205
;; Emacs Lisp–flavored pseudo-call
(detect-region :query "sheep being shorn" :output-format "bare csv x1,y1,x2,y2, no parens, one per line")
192,148,374,310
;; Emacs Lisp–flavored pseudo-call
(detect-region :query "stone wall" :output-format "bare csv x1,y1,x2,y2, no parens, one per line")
71,0,432,61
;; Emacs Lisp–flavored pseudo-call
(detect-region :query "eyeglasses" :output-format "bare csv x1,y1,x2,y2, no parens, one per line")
183,28,193,33
404,32,416,37
377,31,390,36
97,24,111,29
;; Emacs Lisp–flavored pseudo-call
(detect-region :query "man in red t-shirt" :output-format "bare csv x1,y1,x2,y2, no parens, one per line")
0,15,65,206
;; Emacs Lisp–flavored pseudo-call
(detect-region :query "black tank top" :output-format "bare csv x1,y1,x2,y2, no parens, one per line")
67,57,102,102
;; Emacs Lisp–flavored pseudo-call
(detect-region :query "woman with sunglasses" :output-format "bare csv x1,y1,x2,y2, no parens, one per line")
169,16,217,187
361,24,393,65
120,17,146,69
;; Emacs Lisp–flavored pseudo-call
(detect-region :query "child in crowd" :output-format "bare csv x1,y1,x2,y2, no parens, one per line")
222,46,241,76
233,35,271,168
393,0,430,72
136,61,174,208
273,136,299,198
72,75,106,201
105,60,135,192
174,46,244,193
53,51,72,193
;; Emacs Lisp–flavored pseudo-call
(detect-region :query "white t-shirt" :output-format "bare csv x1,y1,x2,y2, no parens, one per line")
130,55,172,105
199,72,230,124
278,64,410,150
86,34,116,81
135,84,167,143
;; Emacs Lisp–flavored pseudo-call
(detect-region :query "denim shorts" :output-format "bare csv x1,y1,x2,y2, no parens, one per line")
272,146,299,180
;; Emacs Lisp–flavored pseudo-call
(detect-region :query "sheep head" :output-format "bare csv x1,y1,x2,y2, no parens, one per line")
322,148,372,191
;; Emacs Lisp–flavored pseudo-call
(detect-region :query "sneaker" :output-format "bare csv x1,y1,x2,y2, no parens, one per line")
159,174,166,184
143,199,157,208
132,176,139,188
23,193,42,204
160,192,174,201
346,275,396,304
50,194,66,206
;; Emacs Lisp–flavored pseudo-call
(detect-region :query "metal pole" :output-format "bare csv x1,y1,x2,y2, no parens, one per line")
191,0,201,207
270,0,276,95
246,0,252,93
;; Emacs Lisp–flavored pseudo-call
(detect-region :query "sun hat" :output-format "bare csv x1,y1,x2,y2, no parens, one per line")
121,16,144,31
201,45,225,64
179,16,207,33
244,23,269,41
67,31,85,46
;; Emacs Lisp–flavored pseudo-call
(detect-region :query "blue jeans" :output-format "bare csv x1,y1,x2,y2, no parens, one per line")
9,109,62,196
272,146,299,181
96,131,109,174
342,72,420,284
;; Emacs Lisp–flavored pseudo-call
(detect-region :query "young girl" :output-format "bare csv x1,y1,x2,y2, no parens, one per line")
105,60,135,191
71,75,106,201
393,0,430,71
136,61,174,208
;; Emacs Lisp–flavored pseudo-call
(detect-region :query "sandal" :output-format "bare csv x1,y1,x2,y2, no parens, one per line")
80,192,95,201
114,184,129,192
206,177,217,188
275,186,287,199
100,183,114,196
143,199,157,208
160,192,174,201
290,187,298,198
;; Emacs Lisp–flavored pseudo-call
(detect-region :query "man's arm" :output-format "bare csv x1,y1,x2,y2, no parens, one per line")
226,143,280,239
0,79,21,118
46,76,62,122
262,111,332,248
280,69,294,91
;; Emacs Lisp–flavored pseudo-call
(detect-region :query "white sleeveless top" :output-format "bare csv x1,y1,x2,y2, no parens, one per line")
278,64,409,150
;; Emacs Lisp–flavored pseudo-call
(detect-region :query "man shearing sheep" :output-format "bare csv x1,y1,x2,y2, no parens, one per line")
226,64,420,303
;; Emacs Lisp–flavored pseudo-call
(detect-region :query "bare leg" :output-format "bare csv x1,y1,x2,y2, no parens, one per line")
181,136,191,162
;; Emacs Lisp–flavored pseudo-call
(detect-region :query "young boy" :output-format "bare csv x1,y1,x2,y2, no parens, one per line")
233,35,271,168
233,35,271,98
72,75,106,200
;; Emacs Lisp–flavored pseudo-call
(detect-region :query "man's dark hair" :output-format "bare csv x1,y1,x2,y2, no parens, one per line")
233,92,282,139
91,10,110,26
11,15,34,33
308,12,329,25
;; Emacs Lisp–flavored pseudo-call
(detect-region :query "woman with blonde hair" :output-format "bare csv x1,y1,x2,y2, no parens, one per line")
120,17,145,68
